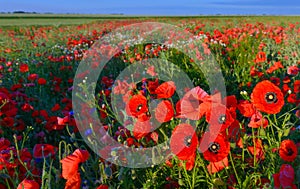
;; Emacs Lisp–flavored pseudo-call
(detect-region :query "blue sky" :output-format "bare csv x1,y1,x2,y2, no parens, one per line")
1,0,300,15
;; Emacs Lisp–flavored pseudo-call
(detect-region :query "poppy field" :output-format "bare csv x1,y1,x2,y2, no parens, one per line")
0,16,299,189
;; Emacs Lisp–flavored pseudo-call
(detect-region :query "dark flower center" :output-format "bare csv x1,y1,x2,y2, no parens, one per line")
184,136,192,147
264,92,278,104
218,114,226,124
208,142,220,154
146,111,151,117
136,104,143,112
287,148,294,156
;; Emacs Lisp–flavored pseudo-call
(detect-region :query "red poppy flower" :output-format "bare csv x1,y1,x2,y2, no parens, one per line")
113,80,135,95
251,80,284,114
273,173,281,189
224,120,243,143
207,157,228,174
39,110,49,119
282,84,291,95
250,66,264,77
150,132,159,143
223,95,237,117
248,111,269,128
185,154,196,171
60,149,89,180
33,144,57,159
147,78,159,94
254,51,266,63
0,117,14,127
37,78,47,85
202,134,230,162
19,64,29,73
287,65,299,76
101,76,114,87
155,100,174,123
57,116,70,126
0,137,10,151
170,123,198,160
28,73,38,81
155,81,176,99
287,93,299,104
97,184,109,189
237,100,255,117
126,94,148,118
11,83,23,91
279,139,298,162
266,61,283,74
133,119,151,140
19,148,32,163
205,103,234,133
146,66,157,76
178,153,196,171
176,86,208,120
278,164,295,189
21,103,33,112
0,90,18,117
294,80,300,93
64,172,81,189
51,103,60,112
247,138,265,160
44,116,64,131
17,179,39,189
125,137,135,147
270,77,281,86
283,76,291,84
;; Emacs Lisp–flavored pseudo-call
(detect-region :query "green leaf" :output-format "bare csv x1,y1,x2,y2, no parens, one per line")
213,178,225,186
178,179,184,186
259,128,266,137
283,128,291,137
242,176,251,188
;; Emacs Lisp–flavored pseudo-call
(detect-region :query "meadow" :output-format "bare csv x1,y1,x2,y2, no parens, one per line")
0,15,299,189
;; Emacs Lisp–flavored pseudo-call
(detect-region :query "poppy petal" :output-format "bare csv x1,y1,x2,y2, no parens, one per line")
155,81,176,99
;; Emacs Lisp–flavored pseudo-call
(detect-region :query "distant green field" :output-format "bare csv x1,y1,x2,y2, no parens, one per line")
0,18,101,26
0,14,299,26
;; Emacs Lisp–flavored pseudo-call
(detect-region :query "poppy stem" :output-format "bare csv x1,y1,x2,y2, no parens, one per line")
277,105,299,120
267,115,277,140
13,135,40,178
59,140,67,169
252,127,256,168
41,155,46,189
273,114,278,128
191,159,197,188
159,127,168,141
229,148,241,186
182,162,192,188
48,159,53,188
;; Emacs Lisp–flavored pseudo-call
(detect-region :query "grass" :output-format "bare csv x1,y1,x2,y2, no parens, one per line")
0,18,101,26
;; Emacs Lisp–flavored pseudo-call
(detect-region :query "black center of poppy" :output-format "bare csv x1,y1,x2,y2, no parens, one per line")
208,142,220,154
184,136,192,147
218,114,226,124
146,111,151,117
136,104,143,112
287,148,294,156
264,92,278,104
